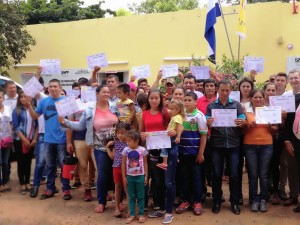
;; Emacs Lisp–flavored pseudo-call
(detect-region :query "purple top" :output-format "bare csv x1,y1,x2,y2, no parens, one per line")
112,140,127,168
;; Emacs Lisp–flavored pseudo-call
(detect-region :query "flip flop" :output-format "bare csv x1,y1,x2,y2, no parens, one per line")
125,216,135,224
95,204,105,213
156,164,167,170
113,211,122,218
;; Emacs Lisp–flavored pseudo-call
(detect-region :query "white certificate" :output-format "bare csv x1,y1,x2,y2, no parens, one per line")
87,53,108,69
244,56,264,73
66,89,80,98
22,76,44,97
190,66,210,79
211,109,237,127
40,59,61,75
161,64,178,78
286,56,300,75
81,86,96,102
55,96,80,117
269,95,295,113
146,131,171,150
229,91,240,102
255,106,282,124
132,65,151,79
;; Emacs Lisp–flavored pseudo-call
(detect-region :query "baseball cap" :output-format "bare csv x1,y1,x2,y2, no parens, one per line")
127,82,137,91
166,78,175,86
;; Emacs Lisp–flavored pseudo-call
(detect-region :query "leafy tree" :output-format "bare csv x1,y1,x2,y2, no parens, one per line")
129,0,199,14
116,8,133,17
0,1,36,76
20,0,115,24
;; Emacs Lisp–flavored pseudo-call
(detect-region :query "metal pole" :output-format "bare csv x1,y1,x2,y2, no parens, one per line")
218,0,234,61
238,36,241,60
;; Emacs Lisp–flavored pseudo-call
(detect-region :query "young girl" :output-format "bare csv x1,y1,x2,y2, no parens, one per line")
157,99,184,170
12,91,38,194
106,122,131,217
122,131,148,224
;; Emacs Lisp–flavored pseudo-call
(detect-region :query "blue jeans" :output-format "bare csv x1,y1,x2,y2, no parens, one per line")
211,147,240,204
44,142,70,192
243,144,273,202
33,134,46,187
164,139,178,214
0,147,11,185
178,154,203,203
94,150,113,205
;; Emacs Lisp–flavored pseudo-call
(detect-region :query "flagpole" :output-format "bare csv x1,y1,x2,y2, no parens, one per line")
238,36,241,60
217,0,234,61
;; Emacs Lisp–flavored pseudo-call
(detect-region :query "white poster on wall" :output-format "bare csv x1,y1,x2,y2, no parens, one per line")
286,56,300,74
20,68,91,90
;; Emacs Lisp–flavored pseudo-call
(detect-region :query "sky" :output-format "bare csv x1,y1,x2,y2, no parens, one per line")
82,0,207,10
82,0,144,10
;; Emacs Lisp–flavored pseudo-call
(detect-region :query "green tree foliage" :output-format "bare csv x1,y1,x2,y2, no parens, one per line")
116,8,133,17
129,0,199,14
0,1,36,76
20,0,115,24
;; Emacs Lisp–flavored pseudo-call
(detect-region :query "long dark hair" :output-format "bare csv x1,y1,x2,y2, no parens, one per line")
146,88,167,126
15,90,25,116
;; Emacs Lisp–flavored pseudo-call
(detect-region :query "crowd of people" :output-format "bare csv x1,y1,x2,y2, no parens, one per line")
0,66,300,224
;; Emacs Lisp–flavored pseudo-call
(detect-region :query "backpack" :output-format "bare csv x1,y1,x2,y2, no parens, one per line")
293,104,300,140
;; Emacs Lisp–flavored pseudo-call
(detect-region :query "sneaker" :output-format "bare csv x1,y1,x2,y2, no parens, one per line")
63,190,72,200
71,181,81,189
162,214,173,224
175,201,190,214
193,203,203,216
259,200,267,212
250,202,259,212
153,205,160,210
83,189,92,202
40,191,55,200
148,210,166,218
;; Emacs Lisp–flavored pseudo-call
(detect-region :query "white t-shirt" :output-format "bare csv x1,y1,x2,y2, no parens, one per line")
0,105,12,138
3,94,18,112
122,146,148,176
194,90,204,99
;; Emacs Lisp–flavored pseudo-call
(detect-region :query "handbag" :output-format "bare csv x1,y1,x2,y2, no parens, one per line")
0,136,13,148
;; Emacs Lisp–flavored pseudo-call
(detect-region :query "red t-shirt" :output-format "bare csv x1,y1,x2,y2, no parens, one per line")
142,109,170,132
196,95,217,115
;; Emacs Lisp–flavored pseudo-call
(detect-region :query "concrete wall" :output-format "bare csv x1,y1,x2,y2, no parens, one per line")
10,2,300,84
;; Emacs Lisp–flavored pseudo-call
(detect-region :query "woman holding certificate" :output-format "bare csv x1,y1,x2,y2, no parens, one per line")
243,89,278,213
140,89,177,224
59,85,118,213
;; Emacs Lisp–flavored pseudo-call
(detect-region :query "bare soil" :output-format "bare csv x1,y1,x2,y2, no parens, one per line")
0,161,299,225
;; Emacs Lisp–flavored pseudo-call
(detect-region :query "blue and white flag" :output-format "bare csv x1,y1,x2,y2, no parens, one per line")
204,0,221,64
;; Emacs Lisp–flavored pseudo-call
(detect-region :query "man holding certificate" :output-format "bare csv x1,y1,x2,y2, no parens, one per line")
206,80,246,215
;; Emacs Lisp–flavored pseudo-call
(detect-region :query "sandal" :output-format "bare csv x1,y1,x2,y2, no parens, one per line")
139,216,146,223
113,210,122,218
95,204,105,213
125,216,135,224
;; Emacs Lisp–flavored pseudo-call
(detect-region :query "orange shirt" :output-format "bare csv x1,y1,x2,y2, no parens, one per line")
243,112,273,145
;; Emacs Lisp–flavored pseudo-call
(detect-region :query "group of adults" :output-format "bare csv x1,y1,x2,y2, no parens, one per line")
0,66,300,225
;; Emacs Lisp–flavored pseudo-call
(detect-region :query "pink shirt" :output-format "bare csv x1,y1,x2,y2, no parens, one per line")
93,108,118,151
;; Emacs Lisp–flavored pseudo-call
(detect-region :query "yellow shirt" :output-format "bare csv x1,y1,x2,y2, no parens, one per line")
116,98,134,122
167,114,183,131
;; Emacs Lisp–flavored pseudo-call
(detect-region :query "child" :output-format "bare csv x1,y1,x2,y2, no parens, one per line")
122,131,148,224
106,122,131,218
157,99,184,170
116,83,136,124
176,92,207,215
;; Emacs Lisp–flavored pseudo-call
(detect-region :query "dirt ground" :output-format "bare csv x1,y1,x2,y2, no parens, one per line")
0,161,299,225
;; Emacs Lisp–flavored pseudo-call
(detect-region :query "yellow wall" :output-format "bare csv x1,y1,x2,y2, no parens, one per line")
10,2,300,84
